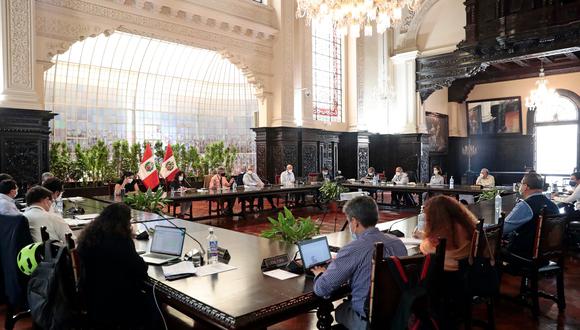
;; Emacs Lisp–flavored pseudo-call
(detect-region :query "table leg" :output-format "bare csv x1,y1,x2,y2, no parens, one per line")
316,299,334,329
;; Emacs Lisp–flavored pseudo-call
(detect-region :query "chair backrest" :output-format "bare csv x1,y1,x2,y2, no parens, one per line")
0,214,33,307
533,212,568,262
275,174,281,185
471,215,504,261
203,175,212,189
307,173,319,183
369,239,446,328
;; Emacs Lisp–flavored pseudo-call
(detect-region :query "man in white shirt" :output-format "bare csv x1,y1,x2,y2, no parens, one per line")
553,172,580,209
476,168,495,187
243,165,277,211
0,179,21,216
391,167,412,206
23,186,74,243
280,164,296,185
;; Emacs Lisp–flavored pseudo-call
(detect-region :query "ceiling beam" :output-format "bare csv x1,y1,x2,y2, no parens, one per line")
513,59,529,67
539,56,553,64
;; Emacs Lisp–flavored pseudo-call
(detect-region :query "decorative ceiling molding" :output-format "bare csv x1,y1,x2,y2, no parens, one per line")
396,0,439,50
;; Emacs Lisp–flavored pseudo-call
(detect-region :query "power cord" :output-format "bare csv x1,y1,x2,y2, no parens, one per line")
152,281,168,330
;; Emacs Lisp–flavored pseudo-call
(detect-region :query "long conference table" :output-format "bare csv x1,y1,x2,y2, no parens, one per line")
63,193,516,329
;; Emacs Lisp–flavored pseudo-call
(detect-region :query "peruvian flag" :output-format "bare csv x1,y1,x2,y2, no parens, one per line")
138,143,160,189
160,145,179,181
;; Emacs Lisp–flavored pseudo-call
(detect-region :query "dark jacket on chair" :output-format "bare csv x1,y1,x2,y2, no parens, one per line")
0,214,33,308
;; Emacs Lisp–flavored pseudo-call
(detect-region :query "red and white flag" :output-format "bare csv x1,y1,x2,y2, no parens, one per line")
138,143,159,190
160,145,179,181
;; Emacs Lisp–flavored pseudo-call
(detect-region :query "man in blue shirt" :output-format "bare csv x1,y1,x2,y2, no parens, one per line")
503,172,559,258
312,196,407,329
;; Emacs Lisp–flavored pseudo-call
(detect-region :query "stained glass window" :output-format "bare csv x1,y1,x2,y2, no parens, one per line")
44,31,258,166
312,21,343,122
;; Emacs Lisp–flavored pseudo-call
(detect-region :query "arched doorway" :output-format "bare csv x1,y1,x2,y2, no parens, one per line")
533,89,580,184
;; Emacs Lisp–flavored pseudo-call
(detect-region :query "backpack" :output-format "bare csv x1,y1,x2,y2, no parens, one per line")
386,255,439,330
27,240,80,329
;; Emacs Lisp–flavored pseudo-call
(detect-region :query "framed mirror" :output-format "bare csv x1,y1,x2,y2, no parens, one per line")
466,97,522,135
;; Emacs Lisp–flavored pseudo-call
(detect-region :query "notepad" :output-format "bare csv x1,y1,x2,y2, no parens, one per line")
66,197,85,203
64,218,93,227
74,213,99,220
400,237,423,246
263,269,299,280
162,261,197,280
195,263,237,277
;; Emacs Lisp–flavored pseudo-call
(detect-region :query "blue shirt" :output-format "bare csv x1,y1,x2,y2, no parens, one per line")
313,227,407,316
503,192,555,235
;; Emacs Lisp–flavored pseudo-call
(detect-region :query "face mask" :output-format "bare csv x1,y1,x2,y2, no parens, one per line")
322,171,328,175
13,190,18,198
349,223,358,240
570,181,577,187
519,184,526,195
434,170,439,175
368,172,373,176
220,173,226,177
288,170,293,173
396,172,401,176
247,170,253,175
178,176,184,181
127,178,133,183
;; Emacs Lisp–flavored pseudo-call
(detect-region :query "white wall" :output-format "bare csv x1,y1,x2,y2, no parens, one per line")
416,0,465,54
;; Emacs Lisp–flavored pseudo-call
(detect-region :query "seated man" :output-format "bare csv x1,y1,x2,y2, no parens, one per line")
24,186,74,242
318,167,333,182
0,179,20,216
280,164,304,205
312,196,407,329
360,167,376,183
243,165,276,211
552,171,580,210
391,167,413,206
503,173,559,258
209,167,235,215
43,177,65,214
476,168,495,187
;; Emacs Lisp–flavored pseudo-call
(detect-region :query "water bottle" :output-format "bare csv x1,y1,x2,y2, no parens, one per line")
171,186,176,197
55,198,64,215
232,181,238,191
417,205,425,231
449,176,454,189
207,228,219,264
372,175,378,185
494,191,502,223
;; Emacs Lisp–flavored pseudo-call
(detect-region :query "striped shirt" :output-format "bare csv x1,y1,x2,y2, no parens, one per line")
313,227,407,317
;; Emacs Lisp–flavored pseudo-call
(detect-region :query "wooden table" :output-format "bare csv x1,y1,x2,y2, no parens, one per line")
63,197,170,223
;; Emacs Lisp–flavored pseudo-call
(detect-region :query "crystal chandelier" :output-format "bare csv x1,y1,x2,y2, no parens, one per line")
525,66,558,111
296,0,422,38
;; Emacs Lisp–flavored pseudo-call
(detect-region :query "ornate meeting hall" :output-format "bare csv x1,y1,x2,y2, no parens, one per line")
1,0,580,329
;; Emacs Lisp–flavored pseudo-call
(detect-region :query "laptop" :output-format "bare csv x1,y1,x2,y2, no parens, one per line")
141,225,186,265
297,237,332,273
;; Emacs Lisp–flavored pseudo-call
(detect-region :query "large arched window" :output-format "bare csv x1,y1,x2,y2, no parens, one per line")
534,91,580,183
44,31,258,165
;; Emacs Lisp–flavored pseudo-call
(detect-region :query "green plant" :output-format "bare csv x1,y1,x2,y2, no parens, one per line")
477,189,503,203
74,140,114,185
49,142,73,180
129,143,142,173
260,207,320,244
199,141,238,175
123,189,170,213
319,181,348,203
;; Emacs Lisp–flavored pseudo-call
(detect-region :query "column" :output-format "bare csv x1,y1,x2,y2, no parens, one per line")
391,50,420,134
0,0,43,110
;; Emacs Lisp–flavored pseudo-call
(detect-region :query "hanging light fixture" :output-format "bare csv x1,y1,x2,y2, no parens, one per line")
296,0,423,38
525,65,559,112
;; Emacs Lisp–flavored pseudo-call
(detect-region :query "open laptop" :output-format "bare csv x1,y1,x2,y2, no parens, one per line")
141,225,186,265
297,237,332,273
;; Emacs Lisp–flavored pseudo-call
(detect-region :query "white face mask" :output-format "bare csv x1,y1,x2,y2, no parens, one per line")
247,170,253,175
127,178,133,183
178,176,184,181
396,172,401,176
322,171,328,175
288,169,293,173
519,183,526,195
368,172,373,176
434,170,439,175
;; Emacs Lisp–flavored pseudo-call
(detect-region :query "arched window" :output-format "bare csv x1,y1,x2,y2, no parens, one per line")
534,91,580,183
44,31,258,165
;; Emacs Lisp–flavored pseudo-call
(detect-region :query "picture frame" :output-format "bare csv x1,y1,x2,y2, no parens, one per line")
425,112,448,154
466,96,522,135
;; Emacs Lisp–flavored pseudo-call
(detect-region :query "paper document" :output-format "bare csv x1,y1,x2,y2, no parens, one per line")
263,269,299,280
66,197,85,203
162,262,197,278
74,213,99,220
195,263,237,277
400,237,423,246
64,218,93,227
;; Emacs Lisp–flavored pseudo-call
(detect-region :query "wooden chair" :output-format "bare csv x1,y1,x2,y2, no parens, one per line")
500,209,567,318
307,172,320,183
368,239,446,329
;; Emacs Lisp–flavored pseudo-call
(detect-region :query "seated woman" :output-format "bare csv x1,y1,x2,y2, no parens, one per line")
77,203,161,329
169,170,192,217
419,195,477,271
114,171,140,196
423,166,445,201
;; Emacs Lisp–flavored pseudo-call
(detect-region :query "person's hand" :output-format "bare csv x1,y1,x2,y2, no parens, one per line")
311,265,326,277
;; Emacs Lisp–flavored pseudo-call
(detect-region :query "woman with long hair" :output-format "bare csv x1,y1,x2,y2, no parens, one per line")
77,203,159,329
419,195,478,271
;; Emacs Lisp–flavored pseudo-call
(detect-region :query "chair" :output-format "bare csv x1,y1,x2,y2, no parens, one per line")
368,239,446,329
0,214,33,330
500,210,567,318
462,215,505,330
307,173,320,183
566,210,580,250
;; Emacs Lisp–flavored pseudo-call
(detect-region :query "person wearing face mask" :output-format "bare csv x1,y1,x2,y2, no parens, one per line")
553,172,580,210
503,173,559,258
114,171,139,196
42,177,65,213
429,166,444,185
312,196,406,329
280,164,296,185
209,167,235,215
169,170,192,217
360,167,376,183
23,186,74,243
391,166,412,206
0,179,20,215
243,165,277,211
476,168,495,187
318,167,334,182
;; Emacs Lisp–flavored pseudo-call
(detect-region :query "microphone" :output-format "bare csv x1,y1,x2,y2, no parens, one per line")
155,211,206,256
183,177,193,189
383,217,409,238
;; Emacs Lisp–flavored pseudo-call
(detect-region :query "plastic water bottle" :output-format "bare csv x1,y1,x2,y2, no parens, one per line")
494,191,502,223
171,186,175,197
417,205,425,231
449,176,454,189
232,181,238,191
372,175,378,185
207,228,219,264
55,198,64,215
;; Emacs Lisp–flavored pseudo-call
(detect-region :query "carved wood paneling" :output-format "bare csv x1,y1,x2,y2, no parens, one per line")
302,143,317,175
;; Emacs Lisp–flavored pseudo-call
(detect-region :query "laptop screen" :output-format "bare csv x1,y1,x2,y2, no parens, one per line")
297,237,332,269
150,226,186,256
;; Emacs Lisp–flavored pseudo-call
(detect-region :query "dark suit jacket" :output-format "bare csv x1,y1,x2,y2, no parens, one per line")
0,214,33,307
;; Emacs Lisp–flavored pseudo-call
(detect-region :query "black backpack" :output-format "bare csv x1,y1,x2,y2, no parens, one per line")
385,255,439,330
27,240,80,329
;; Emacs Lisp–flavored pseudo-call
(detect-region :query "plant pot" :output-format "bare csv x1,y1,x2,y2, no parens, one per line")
328,201,338,213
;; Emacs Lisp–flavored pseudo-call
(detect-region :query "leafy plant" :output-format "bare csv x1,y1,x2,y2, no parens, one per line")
477,189,503,203
319,181,348,204
123,189,170,213
199,141,238,175
129,143,142,173
261,207,320,244
49,142,74,180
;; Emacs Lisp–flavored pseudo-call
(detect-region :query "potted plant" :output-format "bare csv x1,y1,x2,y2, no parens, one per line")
477,188,503,203
260,207,320,244
319,181,348,212
123,189,170,213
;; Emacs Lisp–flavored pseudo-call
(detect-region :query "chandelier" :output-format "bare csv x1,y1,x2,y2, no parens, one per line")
525,65,558,111
296,0,422,38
